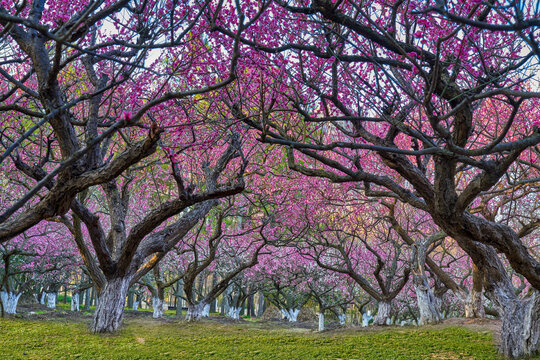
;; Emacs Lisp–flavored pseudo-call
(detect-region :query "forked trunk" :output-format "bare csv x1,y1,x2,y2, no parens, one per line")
92,277,130,333
185,301,208,321
0,291,21,314
228,306,241,320
287,308,300,322
373,301,391,325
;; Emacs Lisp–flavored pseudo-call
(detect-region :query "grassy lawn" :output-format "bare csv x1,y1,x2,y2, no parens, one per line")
0,317,510,360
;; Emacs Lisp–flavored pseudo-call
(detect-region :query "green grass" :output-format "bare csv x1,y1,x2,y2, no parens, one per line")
0,318,509,360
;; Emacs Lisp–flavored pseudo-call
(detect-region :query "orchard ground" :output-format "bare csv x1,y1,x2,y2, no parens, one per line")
0,303,520,360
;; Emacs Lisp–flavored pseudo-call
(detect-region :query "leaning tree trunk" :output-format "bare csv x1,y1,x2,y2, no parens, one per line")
92,277,130,333
373,301,391,325
185,301,209,321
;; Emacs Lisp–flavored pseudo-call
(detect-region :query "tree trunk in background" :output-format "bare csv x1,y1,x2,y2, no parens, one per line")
46,293,57,309
176,279,183,317
92,277,130,333
373,301,391,325
71,292,79,312
84,288,91,310
464,264,485,318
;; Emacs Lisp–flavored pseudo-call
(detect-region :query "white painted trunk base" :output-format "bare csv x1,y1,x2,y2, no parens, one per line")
0,291,21,314
152,297,164,318
47,293,57,309
318,312,325,331
71,293,79,312
185,302,209,321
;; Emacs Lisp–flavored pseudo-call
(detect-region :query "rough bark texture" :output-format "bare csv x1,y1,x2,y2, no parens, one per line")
185,301,209,321
373,301,391,325
92,277,130,333
496,289,540,358
0,291,21,314
464,264,485,318
414,275,441,325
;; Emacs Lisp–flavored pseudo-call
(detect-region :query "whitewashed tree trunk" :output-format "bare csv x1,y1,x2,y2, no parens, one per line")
152,297,164,318
40,292,46,305
280,308,288,320
362,311,373,327
0,291,21,314
287,308,300,322
201,303,210,317
496,289,540,358
132,300,139,311
46,293,57,309
373,301,391,325
415,278,442,325
338,314,346,326
70,293,79,312
318,312,325,331
185,301,208,321
228,306,241,320
92,277,130,333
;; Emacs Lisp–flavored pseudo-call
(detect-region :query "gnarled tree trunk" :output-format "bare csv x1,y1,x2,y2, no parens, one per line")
494,288,540,358
92,277,130,333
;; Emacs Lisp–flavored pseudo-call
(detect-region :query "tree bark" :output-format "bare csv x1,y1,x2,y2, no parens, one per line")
152,296,164,319
373,301,391,325
318,312,325,331
91,277,130,333
185,301,209,321
414,273,441,325
464,264,485,318
495,288,540,358
0,291,21,314
46,292,57,309
71,292,79,312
